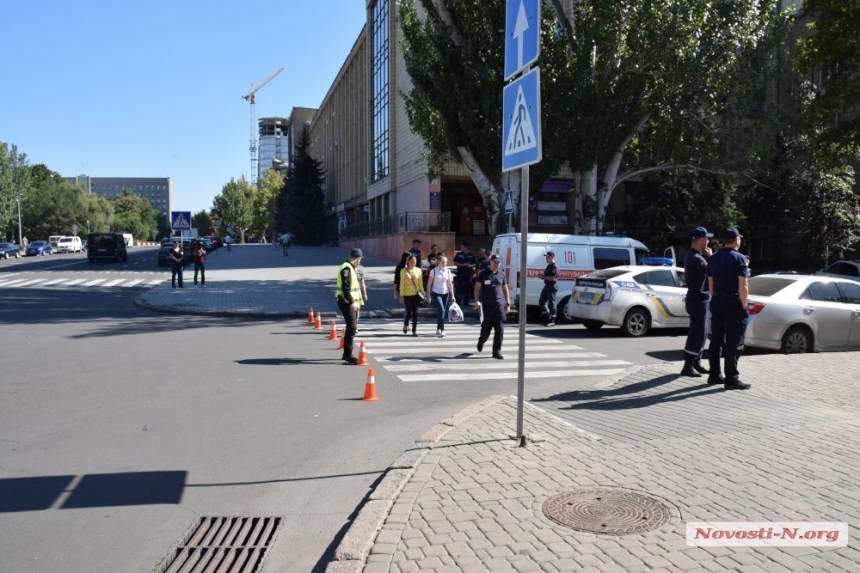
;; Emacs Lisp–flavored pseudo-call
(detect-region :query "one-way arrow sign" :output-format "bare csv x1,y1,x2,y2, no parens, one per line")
504,0,540,80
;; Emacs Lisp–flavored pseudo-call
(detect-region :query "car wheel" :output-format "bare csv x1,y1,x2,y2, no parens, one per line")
582,320,603,332
781,325,813,354
621,307,650,337
557,296,572,323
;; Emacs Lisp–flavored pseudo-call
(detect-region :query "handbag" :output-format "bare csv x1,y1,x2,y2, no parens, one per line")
448,301,464,322
409,272,425,301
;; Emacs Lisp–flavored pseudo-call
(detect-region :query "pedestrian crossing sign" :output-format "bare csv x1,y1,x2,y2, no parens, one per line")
502,67,542,172
171,211,192,231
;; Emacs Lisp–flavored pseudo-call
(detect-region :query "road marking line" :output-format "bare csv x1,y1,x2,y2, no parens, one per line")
122,279,144,287
0,279,31,287
385,360,629,372
41,278,70,286
367,338,564,347
61,279,86,286
398,368,627,382
102,279,125,287
11,278,48,287
83,279,107,286
370,344,572,355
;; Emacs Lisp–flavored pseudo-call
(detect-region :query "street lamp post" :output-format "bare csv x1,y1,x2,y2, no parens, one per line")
16,193,22,245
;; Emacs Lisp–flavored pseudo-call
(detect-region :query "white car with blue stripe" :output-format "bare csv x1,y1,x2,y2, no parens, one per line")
563,265,690,336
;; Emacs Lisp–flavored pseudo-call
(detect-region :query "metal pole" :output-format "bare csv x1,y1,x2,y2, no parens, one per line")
516,165,529,445
16,194,22,245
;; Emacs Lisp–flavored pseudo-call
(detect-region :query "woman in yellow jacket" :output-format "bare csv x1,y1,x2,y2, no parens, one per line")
398,254,425,335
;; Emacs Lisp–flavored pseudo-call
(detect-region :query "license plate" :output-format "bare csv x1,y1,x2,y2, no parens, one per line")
577,292,595,303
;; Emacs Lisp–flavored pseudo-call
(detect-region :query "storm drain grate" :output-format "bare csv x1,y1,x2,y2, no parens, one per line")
159,516,282,573
542,489,671,535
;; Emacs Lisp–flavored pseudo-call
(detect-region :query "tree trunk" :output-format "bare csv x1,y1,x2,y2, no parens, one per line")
457,145,518,237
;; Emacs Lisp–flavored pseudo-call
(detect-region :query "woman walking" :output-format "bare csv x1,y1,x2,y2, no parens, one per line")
427,254,455,337
392,251,411,302
398,254,425,335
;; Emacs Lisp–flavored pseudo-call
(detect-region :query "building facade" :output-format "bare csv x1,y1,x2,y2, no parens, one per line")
65,175,172,216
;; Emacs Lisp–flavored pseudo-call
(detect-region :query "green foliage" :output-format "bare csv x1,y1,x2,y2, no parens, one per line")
112,190,158,240
1,142,32,236
192,210,213,236
278,126,326,245
24,164,89,238
255,169,284,240
213,177,255,243
795,0,860,162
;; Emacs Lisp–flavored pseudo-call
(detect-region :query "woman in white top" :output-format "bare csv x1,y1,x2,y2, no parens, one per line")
426,254,456,337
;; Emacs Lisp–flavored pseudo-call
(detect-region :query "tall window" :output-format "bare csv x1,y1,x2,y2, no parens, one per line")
371,0,390,182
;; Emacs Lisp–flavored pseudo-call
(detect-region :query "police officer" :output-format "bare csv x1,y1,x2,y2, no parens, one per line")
453,242,477,306
337,248,364,364
409,239,422,266
706,227,751,389
473,254,511,360
539,251,559,326
681,227,713,377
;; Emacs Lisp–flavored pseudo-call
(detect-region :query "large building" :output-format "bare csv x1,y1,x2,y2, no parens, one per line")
257,109,316,181
65,175,172,216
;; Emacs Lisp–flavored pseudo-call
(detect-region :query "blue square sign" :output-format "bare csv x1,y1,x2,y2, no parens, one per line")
502,67,542,172
170,211,192,231
504,0,541,80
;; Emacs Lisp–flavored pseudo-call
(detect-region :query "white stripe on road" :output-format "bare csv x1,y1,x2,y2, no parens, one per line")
41,278,70,286
0,279,30,287
121,279,144,287
61,279,86,286
11,278,47,287
384,359,630,372
148,279,164,285
102,279,125,287
365,338,564,347
369,344,577,355
83,279,107,286
376,351,607,363
399,368,627,382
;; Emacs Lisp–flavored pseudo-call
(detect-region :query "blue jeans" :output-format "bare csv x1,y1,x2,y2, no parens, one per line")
431,292,450,331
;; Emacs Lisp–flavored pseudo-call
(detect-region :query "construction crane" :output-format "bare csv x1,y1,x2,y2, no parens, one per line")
242,66,284,185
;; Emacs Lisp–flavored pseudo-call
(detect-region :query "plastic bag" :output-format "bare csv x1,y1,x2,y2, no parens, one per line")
448,301,464,323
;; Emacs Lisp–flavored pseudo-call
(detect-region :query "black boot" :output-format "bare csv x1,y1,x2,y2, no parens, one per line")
692,360,710,374
680,357,702,377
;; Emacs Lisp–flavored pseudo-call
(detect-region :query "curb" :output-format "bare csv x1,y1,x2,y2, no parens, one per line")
324,395,508,572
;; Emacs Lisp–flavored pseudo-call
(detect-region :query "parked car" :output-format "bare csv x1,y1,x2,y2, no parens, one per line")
746,274,860,353
55,236,83,253
204,236,222,249
0,242,21,259
25,240,52,256
563,265,689,336
815,260,860,284
157,237,195,265
87,233,128,262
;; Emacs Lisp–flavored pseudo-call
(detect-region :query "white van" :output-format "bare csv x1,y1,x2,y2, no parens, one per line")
49,235,64,249
55,236,83,253
491,233,650,313
122,233,134,248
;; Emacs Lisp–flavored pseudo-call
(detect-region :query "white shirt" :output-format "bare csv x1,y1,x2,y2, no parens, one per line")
430,267,452,294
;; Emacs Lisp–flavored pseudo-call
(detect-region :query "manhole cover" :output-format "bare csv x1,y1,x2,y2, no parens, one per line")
542,489,671,535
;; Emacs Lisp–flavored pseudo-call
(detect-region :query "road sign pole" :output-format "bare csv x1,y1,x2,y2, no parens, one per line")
516,165,529,445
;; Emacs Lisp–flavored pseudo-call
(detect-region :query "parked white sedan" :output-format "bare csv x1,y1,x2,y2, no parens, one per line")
563,265,689,336
746,274,860,353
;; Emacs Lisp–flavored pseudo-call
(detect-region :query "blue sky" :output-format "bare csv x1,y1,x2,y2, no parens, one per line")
0,1,367,214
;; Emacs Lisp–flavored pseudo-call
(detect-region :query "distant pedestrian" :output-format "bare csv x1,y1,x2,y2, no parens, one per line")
453,242,477,306
392,251,411,302
681,227,713,377
409,239,423,266
707,227,751,390
336,249,364,364
193,241,206,287
225,234,232,251
281,233,292,257
427,254,455,337
355,262,368,328
170,242,184,288
399,254,425,336
425,243,440,290
474,254,511,359
539,251,559,326
22,236,28,248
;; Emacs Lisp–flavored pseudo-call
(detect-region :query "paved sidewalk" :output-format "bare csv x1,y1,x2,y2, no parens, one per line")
328,353,860,573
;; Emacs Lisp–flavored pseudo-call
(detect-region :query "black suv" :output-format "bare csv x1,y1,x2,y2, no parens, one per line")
87,233,128,262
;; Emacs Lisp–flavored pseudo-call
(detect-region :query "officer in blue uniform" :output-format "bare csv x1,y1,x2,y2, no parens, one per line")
706,227,751,389
539,251,559,326
681,227,713,377
474,255,511,360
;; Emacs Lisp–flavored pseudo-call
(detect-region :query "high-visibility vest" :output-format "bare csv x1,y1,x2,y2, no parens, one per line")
336,261,361,302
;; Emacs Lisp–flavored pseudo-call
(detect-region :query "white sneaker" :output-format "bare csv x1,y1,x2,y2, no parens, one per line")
440,331,446,338
436,329,442,337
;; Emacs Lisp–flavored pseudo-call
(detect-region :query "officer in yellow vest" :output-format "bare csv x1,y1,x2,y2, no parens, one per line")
337,248,364,364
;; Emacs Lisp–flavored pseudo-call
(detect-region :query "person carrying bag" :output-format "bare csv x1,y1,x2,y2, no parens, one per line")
399,254,425,336
427,254,455,337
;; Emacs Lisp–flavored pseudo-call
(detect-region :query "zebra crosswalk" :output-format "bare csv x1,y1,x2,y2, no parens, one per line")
354,320,631,383
0,276,164,289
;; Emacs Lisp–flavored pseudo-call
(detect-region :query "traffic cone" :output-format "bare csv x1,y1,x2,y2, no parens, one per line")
357,340,368,366
313,312,322,330
362,368,379,401
338,327,346,350
328,320,338,340
307,307,314,323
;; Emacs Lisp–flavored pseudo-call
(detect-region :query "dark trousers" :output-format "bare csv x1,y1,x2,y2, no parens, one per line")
194,262,205,285
683,293,709,358
403,295,421,331
338,298,358,359
171,264,183,287
708,296,748,379
478,304,505,354
539,283,558,318
456,279,472,306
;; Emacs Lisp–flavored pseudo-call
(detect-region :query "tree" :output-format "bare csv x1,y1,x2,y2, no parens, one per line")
280,126,325,245
400,0,788,236
254,169,283,240
795,0,860,162
213,178,254,243
192,210,213,237
24,164,88,239
1,142,31,237
112,190,158,240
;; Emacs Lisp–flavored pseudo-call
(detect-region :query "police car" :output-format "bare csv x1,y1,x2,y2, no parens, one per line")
563,265,690,336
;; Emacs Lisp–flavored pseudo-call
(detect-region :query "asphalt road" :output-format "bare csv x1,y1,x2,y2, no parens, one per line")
1,250,700,572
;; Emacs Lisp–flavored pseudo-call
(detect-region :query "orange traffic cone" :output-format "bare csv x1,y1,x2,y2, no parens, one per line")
357,340,368,366
313,312,322,330
362,368,379,401
338,327,346,350
328,320,338,340
307,307,314,323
